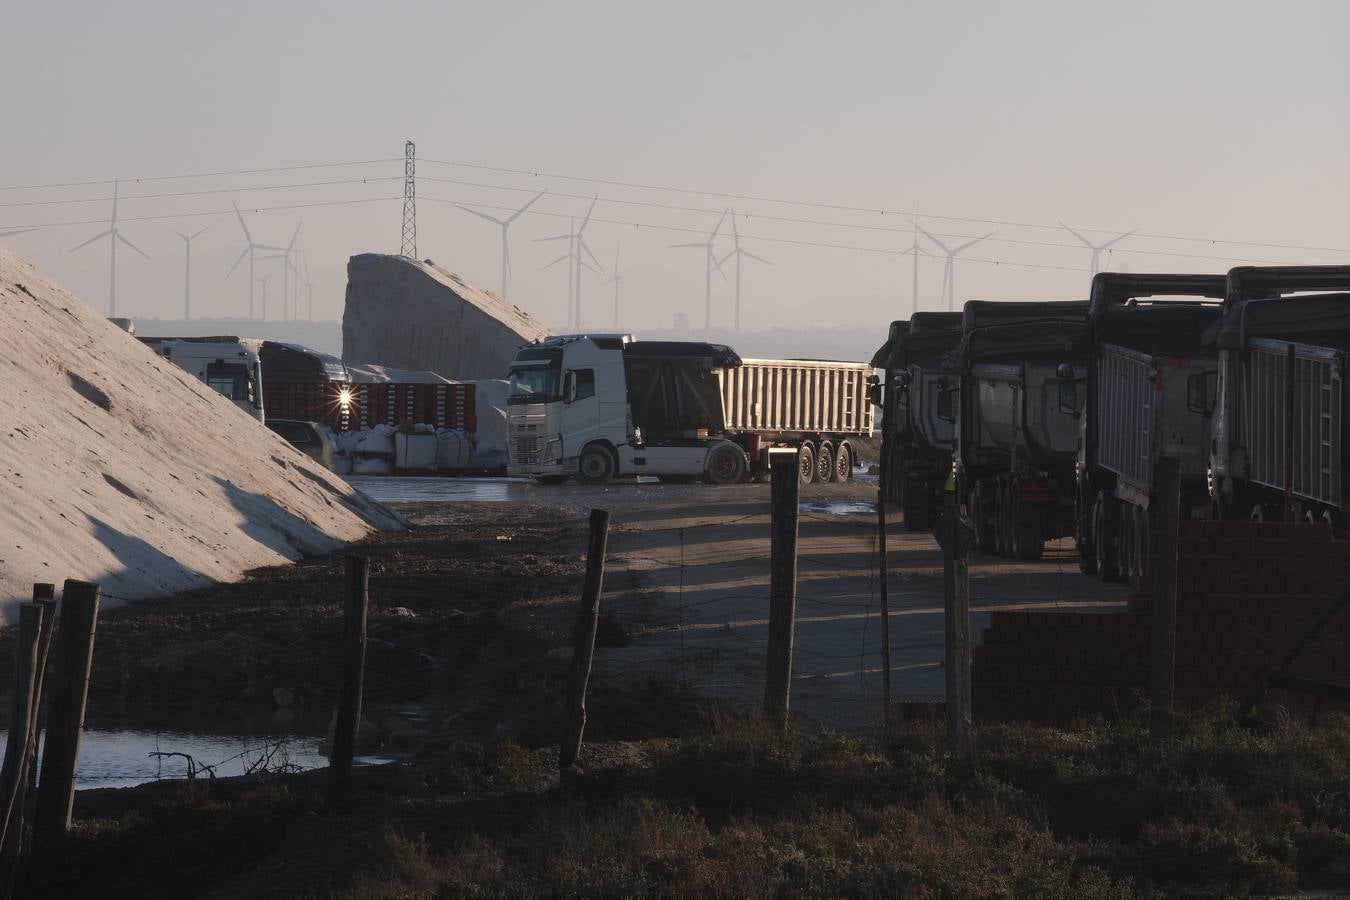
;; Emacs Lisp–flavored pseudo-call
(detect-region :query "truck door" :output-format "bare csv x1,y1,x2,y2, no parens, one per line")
561,367,603,459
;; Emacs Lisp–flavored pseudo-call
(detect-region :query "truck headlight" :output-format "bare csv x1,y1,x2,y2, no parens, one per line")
545,436,563,463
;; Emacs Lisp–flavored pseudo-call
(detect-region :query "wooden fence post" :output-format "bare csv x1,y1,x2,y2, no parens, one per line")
764,449,800,729
6,585,56,890
34,580,99,850
935,494,975,757
328,555,370,799
877,436,893,727
0,602,48,867
1149,457,1182,742
560,508,610,770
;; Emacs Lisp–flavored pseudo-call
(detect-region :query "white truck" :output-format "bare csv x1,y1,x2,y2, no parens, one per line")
506,334,873,485
139,336,265,422
1209,265,1350,526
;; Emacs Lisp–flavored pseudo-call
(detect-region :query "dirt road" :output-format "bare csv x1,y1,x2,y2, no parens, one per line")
357,475,1128,732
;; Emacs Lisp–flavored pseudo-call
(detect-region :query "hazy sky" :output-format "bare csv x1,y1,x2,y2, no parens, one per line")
3,1,1347,335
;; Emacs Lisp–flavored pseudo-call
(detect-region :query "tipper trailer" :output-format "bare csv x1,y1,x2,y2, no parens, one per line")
1209,266,1350,526
1070,273,1227,587
872,312,965,528
949,301,1092,560
506,334,873,485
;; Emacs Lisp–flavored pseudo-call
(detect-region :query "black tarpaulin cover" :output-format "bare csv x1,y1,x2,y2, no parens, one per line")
945,319,1089,371
1205,293,1350,349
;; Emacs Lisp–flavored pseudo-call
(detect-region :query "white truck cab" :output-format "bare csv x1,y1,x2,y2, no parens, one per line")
140,336,265,422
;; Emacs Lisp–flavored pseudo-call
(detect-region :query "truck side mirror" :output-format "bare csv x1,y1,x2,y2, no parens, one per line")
1058,380,1079,416
866,374,882,406
1056,363,1075,380
936,388,956,422
1187,371,1216,416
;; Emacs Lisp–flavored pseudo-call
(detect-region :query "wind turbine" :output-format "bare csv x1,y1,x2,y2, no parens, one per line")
1060,222,1136,276
223,201,288,320
716,209,771,333
300,253,317,321
916,223,994,311
167,220,217,321
671,208,729,332
604,243,626,330
0,227,40,240
455,190,547,299
253,259,285,321
890,237,922,316
537,197,602,330
278,223,303,321
69,181,150,318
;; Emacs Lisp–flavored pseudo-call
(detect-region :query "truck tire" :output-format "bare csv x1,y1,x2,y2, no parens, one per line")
816,441,834,483
798,443,817,485
1012,503,1047,561
994,477,1013,558
971,481,996,555
705,445,747,485
534,475,571,486
577,444,615,485
831,442,852,482
1093,494,1119,581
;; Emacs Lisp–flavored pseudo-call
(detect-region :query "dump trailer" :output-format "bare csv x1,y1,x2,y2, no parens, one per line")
879,312,965,528
1071,273,1227,587
139,335,265,422
506,334,872,485
1209,266,1350,525
949,301,1091,560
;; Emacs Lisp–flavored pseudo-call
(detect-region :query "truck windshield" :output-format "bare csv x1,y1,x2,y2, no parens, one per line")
206,361,256,404
508,350,562,404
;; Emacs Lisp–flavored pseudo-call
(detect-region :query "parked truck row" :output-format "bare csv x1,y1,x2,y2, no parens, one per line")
873,264,1350,578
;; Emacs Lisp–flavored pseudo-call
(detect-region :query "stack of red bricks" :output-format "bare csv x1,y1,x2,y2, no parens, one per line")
973,521,1350,722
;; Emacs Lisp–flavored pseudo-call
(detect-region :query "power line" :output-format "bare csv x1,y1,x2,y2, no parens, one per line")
0,157,402,192
0,176,403,209
418,156,1349,255
419,195,1086,273
0,195,400,230
421,177,1308,267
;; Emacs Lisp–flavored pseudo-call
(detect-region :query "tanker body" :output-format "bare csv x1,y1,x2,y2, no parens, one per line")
1209,266,1350,526
949,301,1091,560
1071,273,1226,588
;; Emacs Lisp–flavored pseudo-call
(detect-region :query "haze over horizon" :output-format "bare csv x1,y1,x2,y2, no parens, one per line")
3,1,1346,337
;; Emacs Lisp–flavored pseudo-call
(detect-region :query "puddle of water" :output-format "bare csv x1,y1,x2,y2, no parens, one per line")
800,499,878,517
0,728,387,790
348,476,532,504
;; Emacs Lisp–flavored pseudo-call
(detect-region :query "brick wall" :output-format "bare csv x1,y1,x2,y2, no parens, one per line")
973,521,1350,722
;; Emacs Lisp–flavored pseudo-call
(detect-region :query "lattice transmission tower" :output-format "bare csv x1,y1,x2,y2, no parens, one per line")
400,140,417,258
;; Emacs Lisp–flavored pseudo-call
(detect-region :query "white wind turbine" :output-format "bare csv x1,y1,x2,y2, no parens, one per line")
604,243,626,329
223,201,289,320
69,181,150,318
299,253,317,321
455,190,547,299
890,236,922,316
671,208,729,332
1060,222,1136,276
167,220,217,321
537,197,602,330
0,227,40,240
916,223,995,311
716,210,771,333
253,259,285,321
277,223,303,321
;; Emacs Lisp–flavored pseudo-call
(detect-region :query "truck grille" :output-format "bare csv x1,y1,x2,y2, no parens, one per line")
511,436,542,466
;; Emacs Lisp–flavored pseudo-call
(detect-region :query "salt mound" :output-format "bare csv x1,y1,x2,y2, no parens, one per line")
0,244,403,618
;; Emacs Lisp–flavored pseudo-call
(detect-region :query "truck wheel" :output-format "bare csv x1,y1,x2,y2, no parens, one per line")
577,444,615,484
798,443,817,484
995,478,1014,558
1013,503,1047,561
705,445,747,485
1093,494,1119,581
831,442,852,482
534,475,571,486
1117,507,1134,586
971,481,995,555
816,441,834,483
